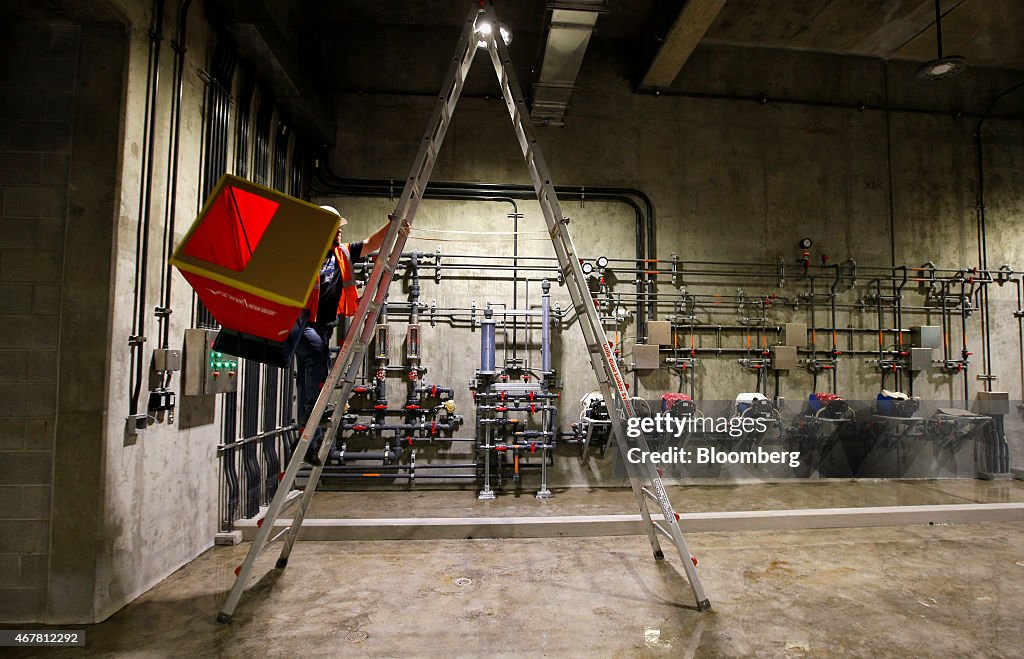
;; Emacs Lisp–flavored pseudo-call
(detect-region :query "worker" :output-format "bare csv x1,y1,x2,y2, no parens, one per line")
294,205,409,465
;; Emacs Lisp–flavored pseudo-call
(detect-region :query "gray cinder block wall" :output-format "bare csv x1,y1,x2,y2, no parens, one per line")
0,19,83,624
0,0,223,624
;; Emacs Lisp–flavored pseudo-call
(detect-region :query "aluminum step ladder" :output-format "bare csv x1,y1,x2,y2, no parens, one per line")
216,1,710,623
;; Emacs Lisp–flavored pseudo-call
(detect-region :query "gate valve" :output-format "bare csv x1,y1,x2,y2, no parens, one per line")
530,404,537,414
407,436,414,446
352,424,369,432
406,404,421,410
496,445,507,452
496,406,508,412
500,391,507,401
529,391,535,402
431,385,438,397
376,370,386,380
431,422,437,436
522,374,529,382
408,370,419,381
353,386,368,394
530,443,536,454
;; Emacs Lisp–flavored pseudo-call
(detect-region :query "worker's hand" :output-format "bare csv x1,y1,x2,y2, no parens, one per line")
399,218,412,237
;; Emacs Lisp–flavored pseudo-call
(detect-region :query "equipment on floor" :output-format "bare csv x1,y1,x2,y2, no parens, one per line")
875,390,920,418
216,1,710,623
573,391,611,459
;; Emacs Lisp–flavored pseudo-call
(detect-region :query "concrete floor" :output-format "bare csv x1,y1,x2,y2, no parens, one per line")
305,479,1024,519
6,480,1024,657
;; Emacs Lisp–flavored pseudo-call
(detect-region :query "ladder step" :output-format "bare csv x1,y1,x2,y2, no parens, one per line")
268,525,292,546
641,487,659,504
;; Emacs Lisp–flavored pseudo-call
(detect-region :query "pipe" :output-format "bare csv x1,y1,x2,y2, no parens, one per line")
480,308,496,373
541,279,551,373
129,0,166,416
895,266,908,393
312,159,651,346
974,80,1024,394
830,264,841,393
960,277,970,403
631,86,1021,121
157,0,193,357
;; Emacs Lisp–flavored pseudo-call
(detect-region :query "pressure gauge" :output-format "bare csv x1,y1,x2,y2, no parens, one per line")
596,255,609,269
581,261,594,275
798,238,813,250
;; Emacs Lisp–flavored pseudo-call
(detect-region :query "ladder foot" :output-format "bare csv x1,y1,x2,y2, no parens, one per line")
653,550,665,561
216,612,232,624
276,557,288,569
697,599,712,612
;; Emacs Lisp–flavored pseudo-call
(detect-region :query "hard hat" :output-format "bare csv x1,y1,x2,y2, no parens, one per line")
319,205,348,226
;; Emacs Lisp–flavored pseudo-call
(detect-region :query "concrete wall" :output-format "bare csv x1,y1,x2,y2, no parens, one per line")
0,0,226,624
91,0,222,624
319,37,1024,483
0,18,82,623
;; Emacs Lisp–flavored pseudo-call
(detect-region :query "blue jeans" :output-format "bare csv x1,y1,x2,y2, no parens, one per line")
293,323,333,452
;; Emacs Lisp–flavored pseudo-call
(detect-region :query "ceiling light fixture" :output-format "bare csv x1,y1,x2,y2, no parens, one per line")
916,0,966,81
475,20,512,49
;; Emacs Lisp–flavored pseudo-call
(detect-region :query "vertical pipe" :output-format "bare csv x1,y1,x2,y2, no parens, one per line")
481,309,496,373
541,279,551,373
960,278,970,404
129,0,166,416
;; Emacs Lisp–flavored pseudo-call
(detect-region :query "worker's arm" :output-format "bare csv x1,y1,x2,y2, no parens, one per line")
363,216,411,253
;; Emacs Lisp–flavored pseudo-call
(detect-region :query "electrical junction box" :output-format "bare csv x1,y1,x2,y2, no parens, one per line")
974,391,1010,416
770,345,798,370
153,348,181,372
782,323,807,347
184,328,238,395
647,320,672,346
909,347,933,372
634,344,661,370
911,326,941,349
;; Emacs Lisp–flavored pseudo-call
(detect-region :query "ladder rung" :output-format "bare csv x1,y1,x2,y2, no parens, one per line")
641,487,659,504
652,521,672,540
268,525,292,546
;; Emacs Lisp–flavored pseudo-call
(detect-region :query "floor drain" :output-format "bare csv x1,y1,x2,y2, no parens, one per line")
455,578,472,586
345,631,368,643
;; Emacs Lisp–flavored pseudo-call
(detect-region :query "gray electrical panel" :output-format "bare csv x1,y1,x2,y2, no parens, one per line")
183,329,238,395
974,391,1010,416
909,347,933,371
911,326,941,349
782,323,807,347
647,320,672,346
634,344,661,370
771,345,798,370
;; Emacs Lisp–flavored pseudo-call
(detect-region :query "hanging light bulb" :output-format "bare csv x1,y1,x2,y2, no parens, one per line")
475,20,512,49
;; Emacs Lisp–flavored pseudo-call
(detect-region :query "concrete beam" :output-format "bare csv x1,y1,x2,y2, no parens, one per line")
641,0,727,89
210,0,335,144
237,502,1024,541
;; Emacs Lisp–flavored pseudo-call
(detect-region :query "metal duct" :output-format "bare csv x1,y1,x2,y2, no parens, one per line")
530,1,607,126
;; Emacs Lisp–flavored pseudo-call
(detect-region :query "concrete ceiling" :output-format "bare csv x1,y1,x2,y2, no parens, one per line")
702,0,1024,70
309,0,1024,72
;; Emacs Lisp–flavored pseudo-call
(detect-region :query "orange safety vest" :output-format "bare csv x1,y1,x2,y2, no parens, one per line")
305,243,359,322
334,244,360,317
